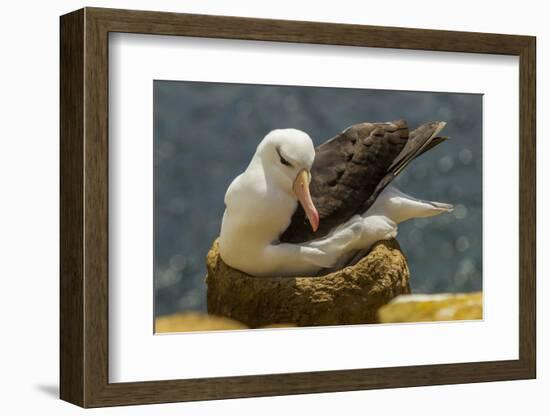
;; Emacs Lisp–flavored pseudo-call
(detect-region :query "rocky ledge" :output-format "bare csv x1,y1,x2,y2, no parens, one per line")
156,290,482,333
205,239,411,328
378,292,482,323
155,311,247,333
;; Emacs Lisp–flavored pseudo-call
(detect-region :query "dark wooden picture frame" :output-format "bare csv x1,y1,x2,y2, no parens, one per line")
60,7,536,408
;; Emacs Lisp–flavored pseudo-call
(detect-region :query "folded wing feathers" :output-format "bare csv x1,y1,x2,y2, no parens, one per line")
388,121,447,176
279,120,448,244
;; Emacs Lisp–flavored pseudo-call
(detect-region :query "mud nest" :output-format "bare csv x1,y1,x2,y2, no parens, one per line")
205,239,410,328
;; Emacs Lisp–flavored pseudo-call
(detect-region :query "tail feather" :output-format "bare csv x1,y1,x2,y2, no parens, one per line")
358,121,449,214
427,201,454,212
419,135,449,157
388,121,447,176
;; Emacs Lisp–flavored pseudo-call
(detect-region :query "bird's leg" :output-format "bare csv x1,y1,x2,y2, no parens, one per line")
261,243,339,276
347,215,398,250
305,214,397,262
260,215,398,276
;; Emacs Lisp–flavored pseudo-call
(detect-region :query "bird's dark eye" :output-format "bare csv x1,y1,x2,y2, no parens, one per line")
279,154,292,167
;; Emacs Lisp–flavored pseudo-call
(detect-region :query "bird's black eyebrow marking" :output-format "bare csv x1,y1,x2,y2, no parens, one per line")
276,147,293,167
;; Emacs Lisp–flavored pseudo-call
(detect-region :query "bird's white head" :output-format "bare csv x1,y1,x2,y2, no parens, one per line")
255,129,319,231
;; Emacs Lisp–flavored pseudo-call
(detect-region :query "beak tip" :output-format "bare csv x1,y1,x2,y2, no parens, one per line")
294,169,320,233
311,214,320,232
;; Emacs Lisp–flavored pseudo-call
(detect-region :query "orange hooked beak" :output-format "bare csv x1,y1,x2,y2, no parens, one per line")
292,169,319,232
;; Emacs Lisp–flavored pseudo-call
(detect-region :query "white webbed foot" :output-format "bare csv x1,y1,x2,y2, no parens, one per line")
349,215,398,250
304,214,397,267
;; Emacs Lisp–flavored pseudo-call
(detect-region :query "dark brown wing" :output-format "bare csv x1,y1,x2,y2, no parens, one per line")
279,120,448,244
279,120,409,244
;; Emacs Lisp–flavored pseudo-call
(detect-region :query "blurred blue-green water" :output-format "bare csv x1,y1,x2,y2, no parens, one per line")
154,80,482,317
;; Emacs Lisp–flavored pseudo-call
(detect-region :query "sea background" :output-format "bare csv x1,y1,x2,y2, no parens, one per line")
154,81,482,318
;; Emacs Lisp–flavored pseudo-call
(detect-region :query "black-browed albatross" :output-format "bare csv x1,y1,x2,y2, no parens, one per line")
218,120,453,277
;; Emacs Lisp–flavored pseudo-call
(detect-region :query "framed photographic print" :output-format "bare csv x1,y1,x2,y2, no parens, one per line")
60,7,536,408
